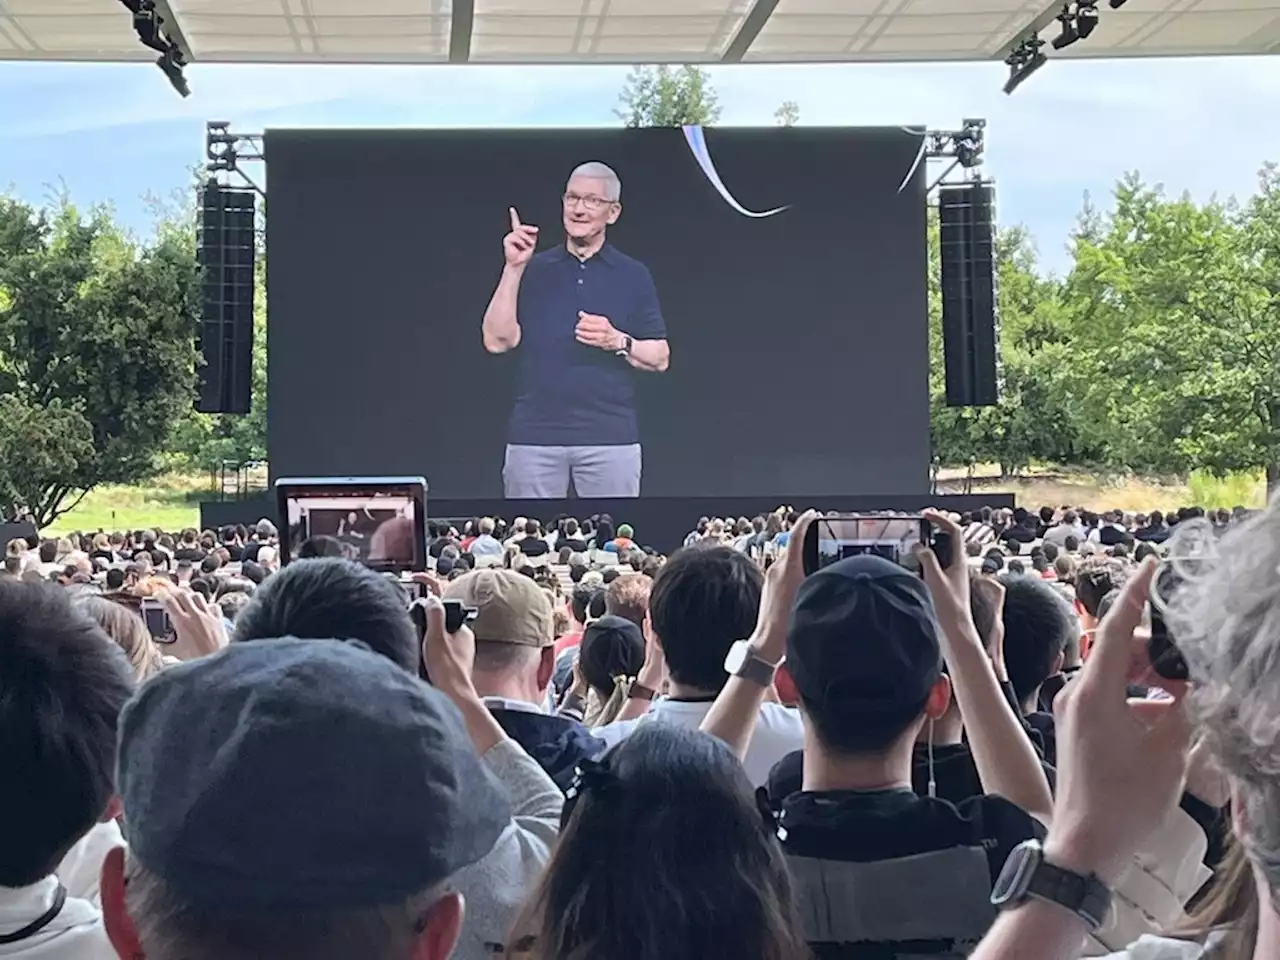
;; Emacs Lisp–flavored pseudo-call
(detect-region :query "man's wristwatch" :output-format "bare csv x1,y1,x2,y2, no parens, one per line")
723,641,778,688
991,839,1112,932
615,334,633,357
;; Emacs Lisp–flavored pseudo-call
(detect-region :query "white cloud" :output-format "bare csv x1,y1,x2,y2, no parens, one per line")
5,55,1280,273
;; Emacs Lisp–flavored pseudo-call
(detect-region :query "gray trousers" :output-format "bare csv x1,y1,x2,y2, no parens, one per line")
503,444,642,499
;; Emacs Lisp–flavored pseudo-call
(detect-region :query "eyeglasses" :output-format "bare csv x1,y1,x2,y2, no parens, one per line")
563,192,616,212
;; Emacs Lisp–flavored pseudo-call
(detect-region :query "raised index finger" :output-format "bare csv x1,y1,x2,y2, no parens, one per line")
509,207,521,231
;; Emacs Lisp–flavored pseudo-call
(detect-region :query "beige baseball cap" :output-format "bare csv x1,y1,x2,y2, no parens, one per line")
443,569,554,648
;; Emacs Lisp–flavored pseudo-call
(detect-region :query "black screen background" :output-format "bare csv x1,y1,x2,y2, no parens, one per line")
265,126,930,499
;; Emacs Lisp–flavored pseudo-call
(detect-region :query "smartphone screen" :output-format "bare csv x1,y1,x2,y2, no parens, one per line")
141,600,174,643
807,516,924,572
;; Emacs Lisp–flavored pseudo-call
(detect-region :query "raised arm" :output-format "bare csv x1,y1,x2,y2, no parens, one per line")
919,510,1054,823
482,207,537,354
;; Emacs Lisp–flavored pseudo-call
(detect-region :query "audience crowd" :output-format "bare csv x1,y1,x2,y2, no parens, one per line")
1,498,1273,959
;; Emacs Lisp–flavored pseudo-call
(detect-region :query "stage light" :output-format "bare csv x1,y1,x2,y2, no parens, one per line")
158,48,190,98
1003,35,1046,96
1076,1,1100,39
1051,4,1078,50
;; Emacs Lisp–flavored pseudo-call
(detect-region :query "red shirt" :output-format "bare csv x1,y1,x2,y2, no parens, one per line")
555,631,584,657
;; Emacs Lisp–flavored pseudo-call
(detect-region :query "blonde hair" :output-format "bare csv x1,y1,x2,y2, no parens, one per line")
75,594,166,682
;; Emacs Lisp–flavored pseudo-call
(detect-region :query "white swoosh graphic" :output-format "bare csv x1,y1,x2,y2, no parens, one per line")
682,125,791,219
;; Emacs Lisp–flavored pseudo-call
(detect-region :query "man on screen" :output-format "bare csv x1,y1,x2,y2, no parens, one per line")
482,161,670,499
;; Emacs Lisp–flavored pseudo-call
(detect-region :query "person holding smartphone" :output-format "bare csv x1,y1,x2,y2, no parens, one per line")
482,162,670,499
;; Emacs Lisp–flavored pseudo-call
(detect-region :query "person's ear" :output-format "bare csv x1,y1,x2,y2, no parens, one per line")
411,891,464,960
607,202,621,226
101,795,123,823
925,673,952,720
101,846,143,960
537,646,556,691
1052,650,1065,676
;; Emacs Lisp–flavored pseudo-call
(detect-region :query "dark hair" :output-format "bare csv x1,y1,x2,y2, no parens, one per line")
1063,535,1080,553
240,560,266,585
1007,559,1026,576
558,546,574,564
602,567,621,585
509,724,806,960
569,563,588,584
650,547,762,692
0,582,134,885
572,583,604,624
983,548,1005,571
200,555,221,575
1149,510,1165,526
578,619,645,700
1000,573,1076,706
1134,542,1157,562
38,540,57,564
298,535,346,559
1041,542,1059,562
587,590,608,620
189,577,214,601
1075,558,1122,618
233,559,418,673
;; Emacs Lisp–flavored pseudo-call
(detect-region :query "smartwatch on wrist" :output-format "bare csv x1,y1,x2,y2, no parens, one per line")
723,641,778,688
628,682,658,702
615,335,633,357
991,839,1112,932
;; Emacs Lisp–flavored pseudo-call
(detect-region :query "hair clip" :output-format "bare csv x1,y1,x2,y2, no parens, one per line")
565,758,616,803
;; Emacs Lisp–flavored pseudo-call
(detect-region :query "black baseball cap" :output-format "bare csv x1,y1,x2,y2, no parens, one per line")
117,638,511,909
787,555,942,728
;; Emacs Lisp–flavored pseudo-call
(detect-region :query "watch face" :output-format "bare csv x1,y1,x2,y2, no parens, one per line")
724,641,748,675
990,840,1040,908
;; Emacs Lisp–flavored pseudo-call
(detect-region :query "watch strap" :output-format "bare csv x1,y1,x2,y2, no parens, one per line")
628,682,658,702
734,647,778,687
1025,859,1111,931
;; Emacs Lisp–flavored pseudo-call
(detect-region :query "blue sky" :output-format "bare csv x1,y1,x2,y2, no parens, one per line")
3,55,1280,275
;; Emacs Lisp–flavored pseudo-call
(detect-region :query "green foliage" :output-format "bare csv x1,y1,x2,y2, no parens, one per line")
0,196,201,524
1185,469,1264,510
616,65,721,128
775,101,800,126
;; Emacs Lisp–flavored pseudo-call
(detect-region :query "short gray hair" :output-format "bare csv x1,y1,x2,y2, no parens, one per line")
568,161,621,201
124,854,444,960
1168,501,1280,900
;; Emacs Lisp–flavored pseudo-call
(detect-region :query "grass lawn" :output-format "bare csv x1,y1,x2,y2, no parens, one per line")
44,475,205,536
37,466,1268,536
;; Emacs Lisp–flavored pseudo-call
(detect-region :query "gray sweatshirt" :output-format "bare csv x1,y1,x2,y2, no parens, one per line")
451,737,564,960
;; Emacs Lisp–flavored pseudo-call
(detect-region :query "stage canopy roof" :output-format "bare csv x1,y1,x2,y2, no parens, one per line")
4,0,1280,66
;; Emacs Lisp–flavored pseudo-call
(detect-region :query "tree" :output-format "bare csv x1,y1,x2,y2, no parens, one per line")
616,65,721,127
0,197,200,524
1063,170,1280,491
774,101,800,126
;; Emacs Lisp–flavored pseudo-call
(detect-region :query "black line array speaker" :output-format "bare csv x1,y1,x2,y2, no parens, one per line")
196,183,256,414
939,182,998,407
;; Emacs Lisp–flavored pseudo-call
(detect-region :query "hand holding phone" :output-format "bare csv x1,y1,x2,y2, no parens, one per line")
141,598,174,643
1148,564,1190,682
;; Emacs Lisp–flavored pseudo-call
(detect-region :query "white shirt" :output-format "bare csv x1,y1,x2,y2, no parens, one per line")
0,877,115,959
56,821,124,907
1042,523,1083,546
594,698,805,786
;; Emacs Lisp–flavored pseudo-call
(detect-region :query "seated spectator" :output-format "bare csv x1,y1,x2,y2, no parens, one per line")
556,546,573,564
964,506,997,548
559,615,646,728
595,545,802,786
1074,556,1127,657
567,560,588,584
1052,553,1076,585
172,529,205,563
0,580,135,956
601,567,621,585
1064,533,1081,553
604,573,650,631
89,533,116,565
609,523,636,553
508,724,807,960
517,520,550,558
198,555,221,576
444,569,602,791
101,639,510,960
702,513,1053,957
468,518,505,559
231,560,562,960
1133,541,1158,563
239,519,276,563
1000,574,1080,762
592,517,616,551
217,591,253,623
556,518,588,554
554,583,602,658
2,555,20,577
1043,509,1084,547
74,593,167,682
1001,515,1038,548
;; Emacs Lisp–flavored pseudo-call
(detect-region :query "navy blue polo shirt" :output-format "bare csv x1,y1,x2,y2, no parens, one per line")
509,243,666,447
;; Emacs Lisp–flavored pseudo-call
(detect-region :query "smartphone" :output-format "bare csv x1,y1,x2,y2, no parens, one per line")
802,515,953,577
1148,563,1190,682
140,598,175,643
408,598,478,638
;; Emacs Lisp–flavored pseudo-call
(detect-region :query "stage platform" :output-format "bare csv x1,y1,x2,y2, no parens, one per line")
201,493,1014,555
